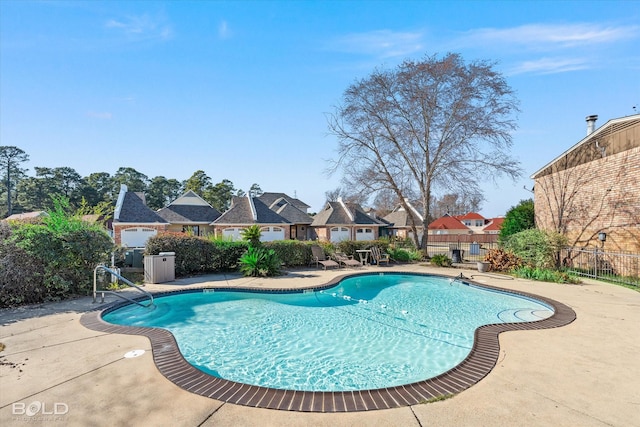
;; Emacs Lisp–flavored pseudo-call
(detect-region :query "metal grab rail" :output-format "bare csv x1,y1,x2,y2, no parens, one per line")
93,265,154,307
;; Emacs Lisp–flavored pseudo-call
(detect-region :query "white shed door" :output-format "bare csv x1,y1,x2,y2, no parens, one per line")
330,227,350,242
121,227,157,248
261,226,285,242
355,228,374,241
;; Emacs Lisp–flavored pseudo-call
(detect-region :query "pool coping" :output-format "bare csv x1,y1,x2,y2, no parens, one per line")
80,271,577,412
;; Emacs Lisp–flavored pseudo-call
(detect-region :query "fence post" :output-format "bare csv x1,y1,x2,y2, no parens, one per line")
594,247,598,279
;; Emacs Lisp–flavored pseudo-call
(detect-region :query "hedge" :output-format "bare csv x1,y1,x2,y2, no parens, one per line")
0,218,113,308
144,237,398,276
264,240,313,267
146,233,248,276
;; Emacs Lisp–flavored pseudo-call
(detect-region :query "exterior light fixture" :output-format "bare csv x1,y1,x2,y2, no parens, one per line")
598,232,606,242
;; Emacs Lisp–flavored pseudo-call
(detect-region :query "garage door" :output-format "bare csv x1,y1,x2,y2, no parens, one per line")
330,227,350,242
121,227,157,248
355,228,374,241
261,226,285,242
222,228,243,241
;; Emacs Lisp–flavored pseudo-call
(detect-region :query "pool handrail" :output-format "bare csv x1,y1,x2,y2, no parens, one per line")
93,265,154,307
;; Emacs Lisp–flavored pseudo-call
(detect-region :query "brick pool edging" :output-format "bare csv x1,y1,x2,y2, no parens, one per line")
80,272,577,412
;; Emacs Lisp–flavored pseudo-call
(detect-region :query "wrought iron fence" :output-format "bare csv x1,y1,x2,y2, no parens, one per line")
561,247,640,287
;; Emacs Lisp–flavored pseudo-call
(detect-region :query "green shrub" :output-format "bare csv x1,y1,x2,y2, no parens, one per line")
388,247,422,262
0,200,113,307
394,237,417,250
12,221,112,296
0,224,47,307
146,233,210,276
147,233,247,276
58,228,114,290
264,240,312,267
208,240,248,271
317,240,336,256
499,199,535,244
240,225,262,248
239,247,282,277
430,254,452,267
512,266,580,284
503,229,567,269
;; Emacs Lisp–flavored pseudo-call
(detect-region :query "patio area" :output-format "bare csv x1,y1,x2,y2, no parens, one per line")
1,264,639,426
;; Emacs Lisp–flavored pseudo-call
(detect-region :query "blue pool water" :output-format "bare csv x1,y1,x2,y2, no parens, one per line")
103,273,553,392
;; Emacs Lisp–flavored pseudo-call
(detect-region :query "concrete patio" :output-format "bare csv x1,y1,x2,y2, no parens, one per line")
1,264,639,426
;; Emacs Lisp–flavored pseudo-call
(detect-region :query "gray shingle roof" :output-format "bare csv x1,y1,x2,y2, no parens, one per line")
311,202,344,226
348,202,384,225
157,205,221,223
258,192,310,210
116,192,168,223
254,198,290,224
311,201,385,226
213,196,289,225
383,209,422,227
271,201,313,224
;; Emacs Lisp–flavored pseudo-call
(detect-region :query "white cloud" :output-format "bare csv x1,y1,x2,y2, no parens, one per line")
461,23,639,50
330,29,425,58
105,13,173,42
455,22,639,75
508,57,590,75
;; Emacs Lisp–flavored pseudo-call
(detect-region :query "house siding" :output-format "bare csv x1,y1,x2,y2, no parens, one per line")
534,136,640,252
315,227,328,241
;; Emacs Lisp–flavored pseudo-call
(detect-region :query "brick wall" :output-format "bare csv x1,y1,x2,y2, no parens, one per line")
535,146,640,252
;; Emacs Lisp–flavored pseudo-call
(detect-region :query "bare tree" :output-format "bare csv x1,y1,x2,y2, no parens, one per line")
327,53,521,250
324,186,368,206
372,188,401,217
0,146,29,217
430,192,484,219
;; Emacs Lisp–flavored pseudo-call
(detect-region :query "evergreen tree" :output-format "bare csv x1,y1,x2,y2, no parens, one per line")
499,199,535,244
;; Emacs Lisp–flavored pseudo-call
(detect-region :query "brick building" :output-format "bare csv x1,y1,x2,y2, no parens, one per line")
531,114,640,252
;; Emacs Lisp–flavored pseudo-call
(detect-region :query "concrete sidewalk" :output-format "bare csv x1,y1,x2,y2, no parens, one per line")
1,264,639,426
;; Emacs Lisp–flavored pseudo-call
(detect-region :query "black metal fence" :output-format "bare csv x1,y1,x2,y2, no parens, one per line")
560,247,640,287
425,242,639,287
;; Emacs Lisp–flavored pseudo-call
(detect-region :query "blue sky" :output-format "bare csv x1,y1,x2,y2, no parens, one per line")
1,0,639,217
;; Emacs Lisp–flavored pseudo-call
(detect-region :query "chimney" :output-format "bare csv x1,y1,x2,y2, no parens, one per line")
586,115,598,135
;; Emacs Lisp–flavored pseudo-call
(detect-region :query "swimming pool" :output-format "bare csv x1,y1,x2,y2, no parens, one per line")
102,273,554,393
